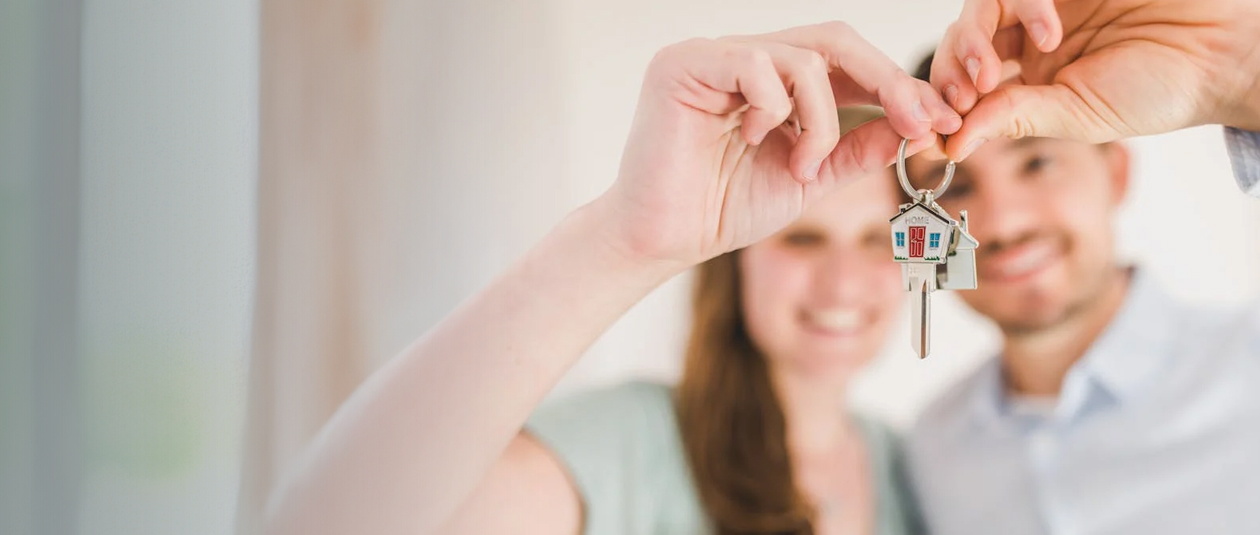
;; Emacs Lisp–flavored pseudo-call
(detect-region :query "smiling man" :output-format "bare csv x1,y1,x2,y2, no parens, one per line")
901,51,1260,535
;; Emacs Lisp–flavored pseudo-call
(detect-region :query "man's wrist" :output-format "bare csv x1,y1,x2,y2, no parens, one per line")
1219,64,1260,132
1240,85,1260,133
1220,8,1260,132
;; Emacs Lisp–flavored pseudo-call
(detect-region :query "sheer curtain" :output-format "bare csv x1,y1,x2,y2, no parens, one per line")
235,1,567,532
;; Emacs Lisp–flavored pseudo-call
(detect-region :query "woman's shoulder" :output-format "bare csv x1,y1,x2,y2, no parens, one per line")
525,380,708,535
529,380,677,431
852,414,901,452
524,379,685,477
561,379,675,406
851,414,928,535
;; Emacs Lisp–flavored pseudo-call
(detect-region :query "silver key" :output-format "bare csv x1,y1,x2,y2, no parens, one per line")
889,139,979,358
904,263,937,357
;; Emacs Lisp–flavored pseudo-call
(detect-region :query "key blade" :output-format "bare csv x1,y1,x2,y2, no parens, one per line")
910,277,931,358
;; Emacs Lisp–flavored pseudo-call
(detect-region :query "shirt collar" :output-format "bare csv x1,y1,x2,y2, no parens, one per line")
967,268,1183,429
1077,268,1182,403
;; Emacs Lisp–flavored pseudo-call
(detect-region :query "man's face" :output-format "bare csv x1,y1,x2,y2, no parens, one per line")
907,137,1130,333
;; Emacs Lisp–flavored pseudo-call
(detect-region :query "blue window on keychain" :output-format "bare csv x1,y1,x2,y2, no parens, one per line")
929,233,941,248
895,232,905,247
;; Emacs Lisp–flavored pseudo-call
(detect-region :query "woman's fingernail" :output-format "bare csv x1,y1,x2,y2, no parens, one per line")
804,159,823,181
965,57,981,85
943,84,960,107
913,101,931,123
1028,21,1050,48
959,137,988,160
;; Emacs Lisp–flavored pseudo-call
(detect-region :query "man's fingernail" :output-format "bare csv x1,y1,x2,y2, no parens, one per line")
804,159,822,181
1028,22,1050,48
913,101,931,123
943,84,960,107
965,57,981,86
959,137,987,160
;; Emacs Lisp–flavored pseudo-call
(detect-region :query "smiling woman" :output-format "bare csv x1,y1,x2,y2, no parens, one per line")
665,170,907,535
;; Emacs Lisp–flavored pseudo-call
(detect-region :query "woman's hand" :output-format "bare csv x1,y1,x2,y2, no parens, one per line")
597,22,962,268
930,0,1260,160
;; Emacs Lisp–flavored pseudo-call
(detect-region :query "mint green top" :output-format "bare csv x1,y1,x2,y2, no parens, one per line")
526,381,925,535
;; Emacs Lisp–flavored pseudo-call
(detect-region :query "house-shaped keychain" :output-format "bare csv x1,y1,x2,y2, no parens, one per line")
888,137,980,357
889,201,978,291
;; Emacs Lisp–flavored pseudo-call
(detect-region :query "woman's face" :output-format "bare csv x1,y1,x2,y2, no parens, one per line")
739,172,904,381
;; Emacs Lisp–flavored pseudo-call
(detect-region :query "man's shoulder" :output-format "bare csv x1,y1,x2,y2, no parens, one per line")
1183,298,1260,370
1161,290,1260,357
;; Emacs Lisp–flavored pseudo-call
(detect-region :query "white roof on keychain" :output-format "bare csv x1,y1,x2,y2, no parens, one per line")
890,202,956,264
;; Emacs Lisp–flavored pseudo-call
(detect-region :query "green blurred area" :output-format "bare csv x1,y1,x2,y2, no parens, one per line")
83,337,211,479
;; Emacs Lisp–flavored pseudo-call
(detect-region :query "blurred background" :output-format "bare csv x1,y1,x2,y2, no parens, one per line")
3,1,1258,534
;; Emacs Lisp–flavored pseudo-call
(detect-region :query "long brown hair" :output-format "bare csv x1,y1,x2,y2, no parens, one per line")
676,251,815,535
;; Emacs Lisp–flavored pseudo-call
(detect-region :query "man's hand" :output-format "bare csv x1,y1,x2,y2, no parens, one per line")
931,0,1260,160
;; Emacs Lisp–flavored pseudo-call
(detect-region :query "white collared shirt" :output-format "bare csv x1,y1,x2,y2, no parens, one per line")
905,271,1260,535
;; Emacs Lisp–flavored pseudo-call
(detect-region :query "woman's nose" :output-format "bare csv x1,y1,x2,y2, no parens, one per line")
813,247,871,304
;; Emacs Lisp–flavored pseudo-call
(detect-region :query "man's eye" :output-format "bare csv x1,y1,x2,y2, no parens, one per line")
939,183,972,200
783,232,823,246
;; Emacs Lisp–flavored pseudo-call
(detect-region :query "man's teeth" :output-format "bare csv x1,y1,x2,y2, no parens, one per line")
809,309,862,331
996,243,1056,278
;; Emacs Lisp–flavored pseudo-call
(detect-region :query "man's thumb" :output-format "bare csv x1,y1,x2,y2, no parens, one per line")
945,83,1108,160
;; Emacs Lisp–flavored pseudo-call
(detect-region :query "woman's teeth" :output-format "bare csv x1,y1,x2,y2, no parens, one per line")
807,308,863,332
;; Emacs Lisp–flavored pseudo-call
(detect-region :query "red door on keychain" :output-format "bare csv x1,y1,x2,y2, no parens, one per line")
909,226,926,259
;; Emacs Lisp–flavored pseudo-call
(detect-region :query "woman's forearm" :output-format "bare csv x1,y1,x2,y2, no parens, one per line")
264,199,687,535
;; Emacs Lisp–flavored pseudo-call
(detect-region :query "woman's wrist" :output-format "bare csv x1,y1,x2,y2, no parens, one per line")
566,195,695,284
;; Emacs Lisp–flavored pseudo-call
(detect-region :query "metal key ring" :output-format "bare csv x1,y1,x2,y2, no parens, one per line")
896,138,955,200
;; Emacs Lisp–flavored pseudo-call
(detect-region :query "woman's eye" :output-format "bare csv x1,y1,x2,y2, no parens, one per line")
783,232,823,247
1025,155,1051,174
863,230,888,247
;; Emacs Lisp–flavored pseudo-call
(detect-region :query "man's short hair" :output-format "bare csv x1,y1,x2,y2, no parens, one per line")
912,50,935,83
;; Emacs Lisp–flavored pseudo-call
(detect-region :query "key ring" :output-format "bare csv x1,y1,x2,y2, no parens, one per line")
897,138,955,200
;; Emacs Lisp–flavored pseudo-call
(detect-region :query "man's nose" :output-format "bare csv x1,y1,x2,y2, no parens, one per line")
967,180,1039,246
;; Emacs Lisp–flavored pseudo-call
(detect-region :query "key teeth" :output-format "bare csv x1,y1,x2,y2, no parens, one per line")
912,276,931,359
